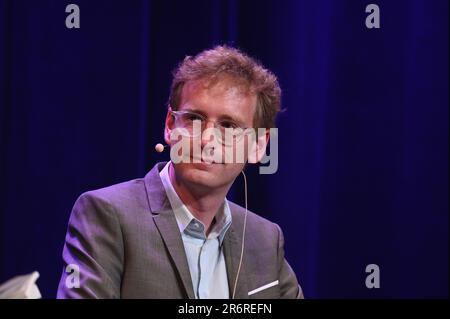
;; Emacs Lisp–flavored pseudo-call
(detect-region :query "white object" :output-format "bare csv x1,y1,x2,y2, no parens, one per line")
155,143,165,153
248,280,279,296
0,271,42,299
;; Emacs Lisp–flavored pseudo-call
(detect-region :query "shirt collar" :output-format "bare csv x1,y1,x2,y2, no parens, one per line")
159,161,232,246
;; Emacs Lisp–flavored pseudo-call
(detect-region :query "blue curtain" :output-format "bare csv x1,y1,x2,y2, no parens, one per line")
0,0,448,298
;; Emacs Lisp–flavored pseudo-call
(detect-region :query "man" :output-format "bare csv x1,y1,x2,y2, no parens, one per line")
57,46,303,299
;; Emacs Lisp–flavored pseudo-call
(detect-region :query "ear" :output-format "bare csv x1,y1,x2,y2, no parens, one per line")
247,128,270,163
164,106,174,146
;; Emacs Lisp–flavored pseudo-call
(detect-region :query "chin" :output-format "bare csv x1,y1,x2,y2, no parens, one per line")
177,162,236,189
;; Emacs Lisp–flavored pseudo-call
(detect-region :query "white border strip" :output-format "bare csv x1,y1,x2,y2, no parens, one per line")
248,280,279,296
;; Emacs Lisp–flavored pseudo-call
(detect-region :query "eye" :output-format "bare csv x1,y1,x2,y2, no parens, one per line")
219,121,239,129
185,113,204,122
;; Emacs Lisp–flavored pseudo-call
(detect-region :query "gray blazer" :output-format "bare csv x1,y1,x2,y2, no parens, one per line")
57,162,303,299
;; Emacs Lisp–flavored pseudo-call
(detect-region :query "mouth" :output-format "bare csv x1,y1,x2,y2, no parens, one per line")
190,156,225,166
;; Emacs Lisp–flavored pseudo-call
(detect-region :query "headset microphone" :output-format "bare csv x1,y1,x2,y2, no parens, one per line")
155,143,167,153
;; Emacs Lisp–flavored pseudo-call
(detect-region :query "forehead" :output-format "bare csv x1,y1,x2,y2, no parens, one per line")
179,77,256,124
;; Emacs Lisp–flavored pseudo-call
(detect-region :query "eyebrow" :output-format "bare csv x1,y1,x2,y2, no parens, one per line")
182,108,207,117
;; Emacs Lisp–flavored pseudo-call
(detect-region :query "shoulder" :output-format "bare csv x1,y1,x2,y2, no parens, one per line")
80,178,146,203
72,178,148,219
227,200,282,241
74,161,168,215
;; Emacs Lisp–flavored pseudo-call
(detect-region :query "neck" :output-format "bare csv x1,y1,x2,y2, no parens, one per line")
169,163,230,234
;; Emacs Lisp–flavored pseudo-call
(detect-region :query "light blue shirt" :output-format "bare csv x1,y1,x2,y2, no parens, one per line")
159,162,232,299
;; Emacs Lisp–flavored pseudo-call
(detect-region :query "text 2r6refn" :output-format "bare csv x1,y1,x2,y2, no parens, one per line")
222,303,272,314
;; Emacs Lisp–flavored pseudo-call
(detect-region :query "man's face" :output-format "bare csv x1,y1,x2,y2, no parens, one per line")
165,77,257,192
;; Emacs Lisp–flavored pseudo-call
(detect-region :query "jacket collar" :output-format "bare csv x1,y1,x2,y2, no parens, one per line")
143,162,249,299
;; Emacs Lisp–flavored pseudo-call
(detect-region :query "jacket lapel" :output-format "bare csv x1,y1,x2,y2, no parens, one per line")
143,162,250,299
144,162,195,299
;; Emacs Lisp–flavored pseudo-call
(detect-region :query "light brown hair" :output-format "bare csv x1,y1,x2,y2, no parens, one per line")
168,45,281,128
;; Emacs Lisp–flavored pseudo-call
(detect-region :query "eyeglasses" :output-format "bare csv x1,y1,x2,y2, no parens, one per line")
171,110,250,146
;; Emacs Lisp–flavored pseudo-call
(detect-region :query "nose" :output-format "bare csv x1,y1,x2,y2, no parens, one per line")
200,120,218,147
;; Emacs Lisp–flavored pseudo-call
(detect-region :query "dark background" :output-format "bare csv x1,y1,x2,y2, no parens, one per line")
0,0,448,298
